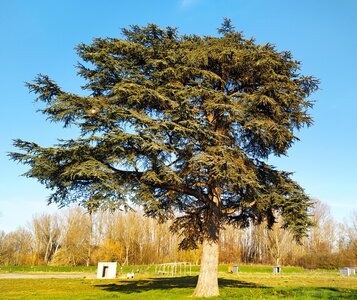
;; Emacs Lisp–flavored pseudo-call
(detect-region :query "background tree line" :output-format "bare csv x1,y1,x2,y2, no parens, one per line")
0,200,355,269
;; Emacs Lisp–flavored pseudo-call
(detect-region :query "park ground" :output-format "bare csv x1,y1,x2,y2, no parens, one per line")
0,265,357,299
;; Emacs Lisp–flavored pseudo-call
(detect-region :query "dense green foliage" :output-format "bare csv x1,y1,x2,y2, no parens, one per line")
10,20,318,248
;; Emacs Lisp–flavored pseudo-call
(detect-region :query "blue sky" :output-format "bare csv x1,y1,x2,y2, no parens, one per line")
1,0,356,232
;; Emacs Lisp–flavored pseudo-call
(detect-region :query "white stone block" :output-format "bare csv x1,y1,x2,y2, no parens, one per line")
97,262,117,279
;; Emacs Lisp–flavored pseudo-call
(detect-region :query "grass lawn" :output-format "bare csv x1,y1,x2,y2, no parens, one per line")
1,267,357,299
0,265,97,273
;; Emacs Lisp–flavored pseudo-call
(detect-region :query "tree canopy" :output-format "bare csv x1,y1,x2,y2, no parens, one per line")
10,20,318,296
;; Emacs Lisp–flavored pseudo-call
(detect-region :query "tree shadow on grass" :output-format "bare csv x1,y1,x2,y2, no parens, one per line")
96,276,263,294
96,277,357,299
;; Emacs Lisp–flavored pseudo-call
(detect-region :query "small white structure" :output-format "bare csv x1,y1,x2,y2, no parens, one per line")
97,262,117,279
340,267,355,276
273,266,281,274
155,262,192,276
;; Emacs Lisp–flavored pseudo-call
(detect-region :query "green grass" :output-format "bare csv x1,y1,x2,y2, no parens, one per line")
218,264,305,273
0,264,304,274
1,268,357,299
0,265,97,273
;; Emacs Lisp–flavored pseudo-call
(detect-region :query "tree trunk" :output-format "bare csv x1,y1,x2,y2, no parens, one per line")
44,234,52,265
192,239,219,297
86,212,93,267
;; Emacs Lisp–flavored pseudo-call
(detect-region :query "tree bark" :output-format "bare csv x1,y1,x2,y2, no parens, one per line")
192,239,219,297
86,212,93,267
